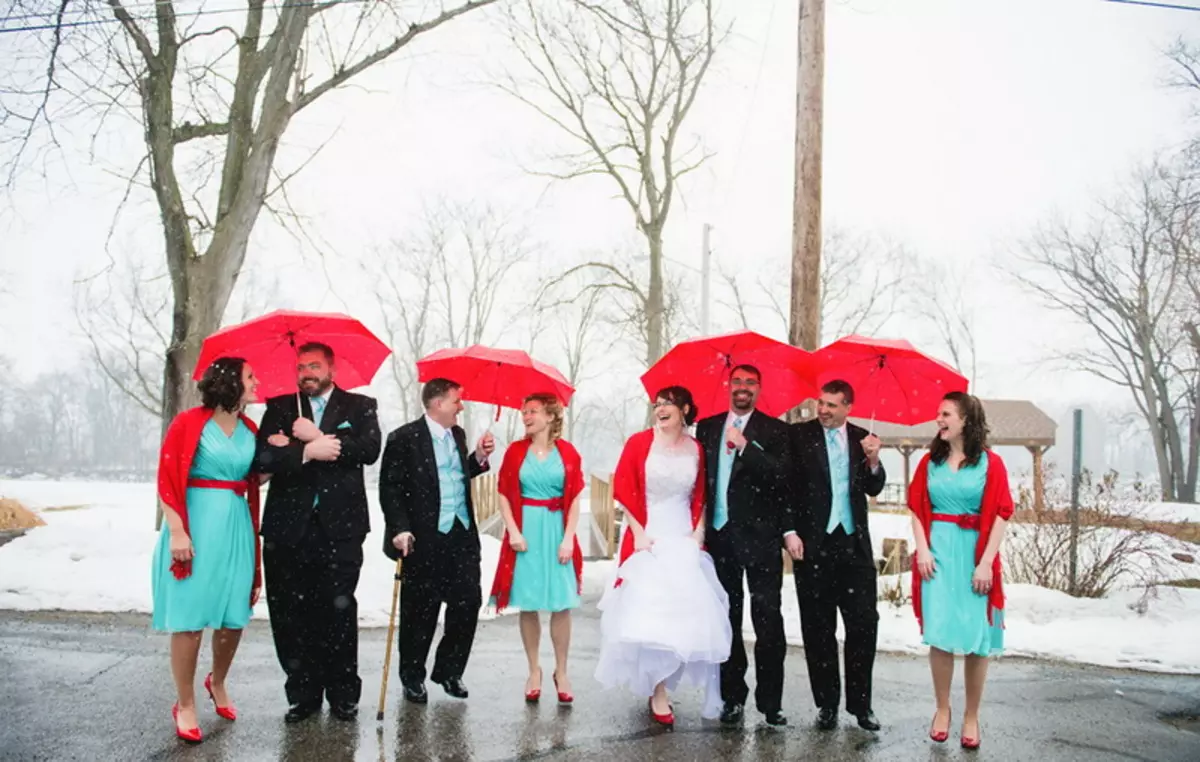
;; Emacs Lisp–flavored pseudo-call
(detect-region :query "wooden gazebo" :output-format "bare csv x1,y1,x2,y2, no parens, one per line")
850,399,1057,511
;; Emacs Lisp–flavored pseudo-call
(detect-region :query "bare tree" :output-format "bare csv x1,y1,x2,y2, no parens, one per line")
1012,158,1198,502
720,227,908,343
907,260,978,385
548,284,603,441
1,0,500,433
539,247,687,373
73,258,170,419
369,244,436,424
369,201,532,425
501,0,721,367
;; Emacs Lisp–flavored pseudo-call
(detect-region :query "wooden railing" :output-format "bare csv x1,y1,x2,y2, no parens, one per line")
589,474,619,558
472,473,500,526
587,474,910,575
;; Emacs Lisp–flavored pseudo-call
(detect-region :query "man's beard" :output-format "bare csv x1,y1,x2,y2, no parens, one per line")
301,377,332,395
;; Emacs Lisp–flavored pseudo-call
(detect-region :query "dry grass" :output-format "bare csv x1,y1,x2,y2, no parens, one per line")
41,504,89,513
0,498,45,530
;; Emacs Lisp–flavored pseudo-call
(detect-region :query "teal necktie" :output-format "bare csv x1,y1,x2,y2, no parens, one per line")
311,395,327,428
713,417,744,531
310,395,328,508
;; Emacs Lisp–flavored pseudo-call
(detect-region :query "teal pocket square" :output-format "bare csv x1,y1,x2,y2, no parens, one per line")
337,421,352,430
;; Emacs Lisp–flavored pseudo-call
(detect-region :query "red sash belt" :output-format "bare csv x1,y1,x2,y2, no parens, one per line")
187,478,249,497
932,512,981,530
522,496,565,511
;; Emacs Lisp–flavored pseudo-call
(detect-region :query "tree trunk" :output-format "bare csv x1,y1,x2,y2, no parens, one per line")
645,227,666,367
156,237,251,527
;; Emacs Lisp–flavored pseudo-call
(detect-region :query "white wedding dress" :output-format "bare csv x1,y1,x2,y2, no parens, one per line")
594,440,732,719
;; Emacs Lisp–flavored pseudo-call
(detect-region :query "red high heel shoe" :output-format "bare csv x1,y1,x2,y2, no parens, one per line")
172,703,203,744
648,697,674,727
929,708,951,743
961,719,982,750
525,667,542,703
205,673,237,721
553,672,573,705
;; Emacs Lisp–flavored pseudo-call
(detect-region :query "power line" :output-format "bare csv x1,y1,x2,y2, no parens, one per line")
2,0,174,25
1103,0,1200,11
0,0,373,36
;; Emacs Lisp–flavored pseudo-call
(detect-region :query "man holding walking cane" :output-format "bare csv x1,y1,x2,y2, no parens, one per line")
378,378,495,705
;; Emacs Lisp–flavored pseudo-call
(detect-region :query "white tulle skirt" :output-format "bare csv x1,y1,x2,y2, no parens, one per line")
594,534,732,719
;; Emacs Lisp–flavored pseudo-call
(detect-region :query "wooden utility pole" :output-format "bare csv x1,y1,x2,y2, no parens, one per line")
789,0,825,354
787,0,825,422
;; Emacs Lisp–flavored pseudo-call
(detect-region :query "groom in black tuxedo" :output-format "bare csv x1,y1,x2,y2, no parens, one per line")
789,379,886,731
254,341,382,723
695,364,799,727
379,377,495,704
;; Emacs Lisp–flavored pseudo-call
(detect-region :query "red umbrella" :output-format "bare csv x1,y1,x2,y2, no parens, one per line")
640,330,818,419
416,345,575,420
807,334,967,426
192,310,391,401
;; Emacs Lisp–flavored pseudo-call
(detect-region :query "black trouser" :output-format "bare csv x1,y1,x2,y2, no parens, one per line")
711,531,786,714
398,523,482,687
794,527,879,716
263,516,364,708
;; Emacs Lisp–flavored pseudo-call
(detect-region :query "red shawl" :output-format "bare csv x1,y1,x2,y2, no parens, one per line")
612,429,706,580
908,449,1014,630
490,437,586,613
157,406,262,601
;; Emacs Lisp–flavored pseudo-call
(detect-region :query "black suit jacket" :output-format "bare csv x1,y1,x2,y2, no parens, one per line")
696,408,795,564
789,419,886,566
254,387,382,546
378,417,490,577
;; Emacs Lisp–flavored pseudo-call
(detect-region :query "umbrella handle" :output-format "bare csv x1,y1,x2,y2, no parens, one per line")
494,403,501,423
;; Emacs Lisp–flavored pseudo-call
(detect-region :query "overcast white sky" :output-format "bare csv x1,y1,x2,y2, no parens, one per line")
1,0,1195,462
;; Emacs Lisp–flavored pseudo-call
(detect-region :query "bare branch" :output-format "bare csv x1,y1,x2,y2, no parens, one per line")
295,0,502,112
503,0,724,366
1008,156,1199,502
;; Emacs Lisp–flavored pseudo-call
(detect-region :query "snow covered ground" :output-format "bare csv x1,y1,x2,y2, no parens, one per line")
1,479,1197,675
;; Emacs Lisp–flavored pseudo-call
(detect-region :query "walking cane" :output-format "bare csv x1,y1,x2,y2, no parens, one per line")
376,557,403,722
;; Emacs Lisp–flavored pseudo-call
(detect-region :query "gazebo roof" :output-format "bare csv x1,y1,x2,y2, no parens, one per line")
848,399,1057,449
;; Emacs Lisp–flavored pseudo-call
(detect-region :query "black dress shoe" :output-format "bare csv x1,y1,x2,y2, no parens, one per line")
719,702,744,725
330,702,358,721
856,710,881,731
403,684,428,704
816,705,838,730
284,703,320,724
440,677,469,699
764,710,788,727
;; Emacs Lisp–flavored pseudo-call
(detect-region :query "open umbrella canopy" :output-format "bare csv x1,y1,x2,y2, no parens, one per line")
416,345,575,414
640,330,818,419
192,310,391,401
807,334,967,426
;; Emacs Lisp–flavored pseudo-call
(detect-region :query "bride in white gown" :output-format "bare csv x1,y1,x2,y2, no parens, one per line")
594,386,732,726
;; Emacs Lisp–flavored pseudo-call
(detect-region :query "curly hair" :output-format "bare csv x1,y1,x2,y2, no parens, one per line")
198,357,248,413
655,385,698,426
930,391,989,467
524,393,565,441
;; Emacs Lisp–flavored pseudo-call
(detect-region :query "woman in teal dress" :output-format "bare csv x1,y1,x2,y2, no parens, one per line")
490,393,585,705
909,392,1013,750
152,357,267,743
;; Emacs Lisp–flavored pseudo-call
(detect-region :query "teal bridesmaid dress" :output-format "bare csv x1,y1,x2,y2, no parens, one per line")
507,448,580,613
151,419,257,633
921,452,1004,656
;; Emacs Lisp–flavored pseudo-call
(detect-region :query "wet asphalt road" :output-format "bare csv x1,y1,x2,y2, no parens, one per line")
1,599,1198,762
